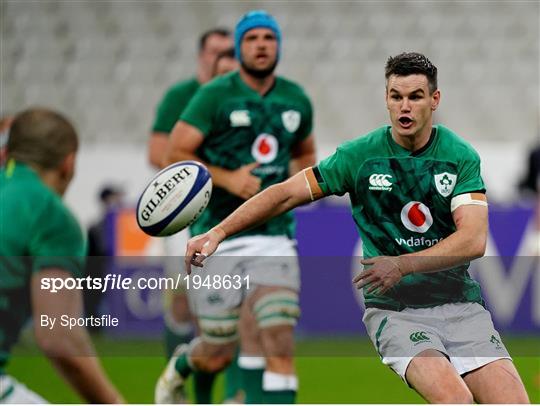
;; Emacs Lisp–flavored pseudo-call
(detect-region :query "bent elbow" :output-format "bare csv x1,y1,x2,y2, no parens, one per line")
470,236,487,259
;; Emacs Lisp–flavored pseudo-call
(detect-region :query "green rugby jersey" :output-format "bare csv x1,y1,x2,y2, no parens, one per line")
181,71,313,238
316,125,485,310
152,77,200,133
0,161,86,371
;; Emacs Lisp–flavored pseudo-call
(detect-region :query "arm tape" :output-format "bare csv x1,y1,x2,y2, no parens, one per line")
451,193,488,212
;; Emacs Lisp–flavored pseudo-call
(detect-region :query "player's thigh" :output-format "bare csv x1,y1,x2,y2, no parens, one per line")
188,255,243,346
462,358,529,403
406,349,474,404
239,295,262,355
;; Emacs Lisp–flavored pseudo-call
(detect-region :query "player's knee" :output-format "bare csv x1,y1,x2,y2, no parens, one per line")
198,311,239,346
253,290,300,330
432,388,473,404
194,353,234,373
191,338,236,373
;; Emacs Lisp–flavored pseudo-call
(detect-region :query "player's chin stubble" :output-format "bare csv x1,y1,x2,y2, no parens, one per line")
241,59,277,79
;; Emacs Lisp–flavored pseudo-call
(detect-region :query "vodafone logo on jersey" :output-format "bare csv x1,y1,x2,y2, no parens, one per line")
400,201,433,233
251,133,278,164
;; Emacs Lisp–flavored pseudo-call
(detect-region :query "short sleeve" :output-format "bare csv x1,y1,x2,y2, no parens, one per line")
30,196,86,277
453,147,486,196
296,95,313,141
314,146,353,196
180,86,219,137
152,87,188,134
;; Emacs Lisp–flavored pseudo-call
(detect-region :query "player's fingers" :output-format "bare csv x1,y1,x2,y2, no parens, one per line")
355,275,377,290
352,270,369,284
190,252,207,267
366,280,383,293
243,162,260,172
184,243,196,274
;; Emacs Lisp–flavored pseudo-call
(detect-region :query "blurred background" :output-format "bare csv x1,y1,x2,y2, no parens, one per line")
2,0,539,223
2,0,539,403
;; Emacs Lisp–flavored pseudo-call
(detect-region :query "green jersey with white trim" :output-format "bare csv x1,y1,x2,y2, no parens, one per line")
181,71,313,238
315,125,485,310
0,161,86,371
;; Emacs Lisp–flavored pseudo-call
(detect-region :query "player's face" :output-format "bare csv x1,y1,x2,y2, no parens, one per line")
200,34,233,71
213,56,239,77
386,74,440,140
240,28,278,78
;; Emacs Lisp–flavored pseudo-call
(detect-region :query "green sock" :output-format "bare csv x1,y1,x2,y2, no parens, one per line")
193,371,216,404
174,352,193,378
241,367,265,404
224,351,242,401
263,390,296,404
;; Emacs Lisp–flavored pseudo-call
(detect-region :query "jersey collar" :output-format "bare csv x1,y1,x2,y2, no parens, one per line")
233,71,278,98
386,126,437,157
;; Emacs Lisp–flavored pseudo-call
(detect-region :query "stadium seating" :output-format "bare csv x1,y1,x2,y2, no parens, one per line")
3,1,538,145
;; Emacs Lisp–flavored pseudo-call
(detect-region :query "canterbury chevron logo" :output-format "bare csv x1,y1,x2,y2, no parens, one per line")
369,174,393,191
410,331,431,343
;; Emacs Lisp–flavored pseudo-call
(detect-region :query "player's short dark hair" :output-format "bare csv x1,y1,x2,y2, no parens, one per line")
385,52,438,94
199,28,231,52
7,107,78,170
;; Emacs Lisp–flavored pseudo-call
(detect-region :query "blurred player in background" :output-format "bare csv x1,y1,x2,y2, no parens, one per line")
149,28,233,357
212,47,238,78
0,108,123,403
183,52,530,403
149,28,241,404
156,10,315,404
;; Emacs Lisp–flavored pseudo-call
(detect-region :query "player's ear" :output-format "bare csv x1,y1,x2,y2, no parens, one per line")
431,89,441,111
59,151,76,182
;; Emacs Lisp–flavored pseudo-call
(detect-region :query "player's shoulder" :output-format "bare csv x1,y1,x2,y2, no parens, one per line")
200,71,237,92
164,77,199,96
435,124,481,160
275,76,311,100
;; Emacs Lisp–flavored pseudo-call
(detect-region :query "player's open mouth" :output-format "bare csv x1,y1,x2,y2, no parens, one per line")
398,116,413,128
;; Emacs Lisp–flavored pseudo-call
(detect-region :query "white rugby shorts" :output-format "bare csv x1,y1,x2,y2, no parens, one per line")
363,302,511,382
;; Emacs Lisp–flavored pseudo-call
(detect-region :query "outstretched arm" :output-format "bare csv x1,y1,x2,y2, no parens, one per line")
185,167,324,273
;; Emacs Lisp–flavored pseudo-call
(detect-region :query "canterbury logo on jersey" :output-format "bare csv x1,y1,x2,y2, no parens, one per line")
410,331,431,343
229,110,251,127
400,201,433,233
368,174,393,191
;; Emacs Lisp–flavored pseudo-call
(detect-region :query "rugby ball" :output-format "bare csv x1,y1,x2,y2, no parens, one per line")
136,161,212,237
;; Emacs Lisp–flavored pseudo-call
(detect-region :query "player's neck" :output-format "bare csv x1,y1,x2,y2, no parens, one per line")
392,123,433,152
197,68,212,85
239,69,276,96
38,170,66,196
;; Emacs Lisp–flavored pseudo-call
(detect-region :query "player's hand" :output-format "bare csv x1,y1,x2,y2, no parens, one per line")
353,256,407,295
225,162,261,200
184,228,225,274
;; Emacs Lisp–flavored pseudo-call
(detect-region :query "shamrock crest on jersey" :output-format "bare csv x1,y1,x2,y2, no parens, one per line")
434,172,457,197
281,110,301,133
